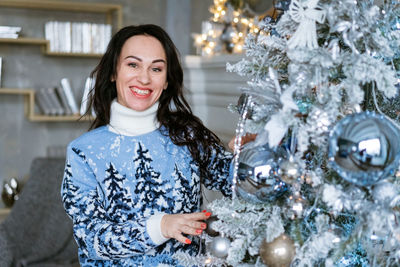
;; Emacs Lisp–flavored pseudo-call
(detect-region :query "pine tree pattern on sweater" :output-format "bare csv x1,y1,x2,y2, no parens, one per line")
61,126,232,266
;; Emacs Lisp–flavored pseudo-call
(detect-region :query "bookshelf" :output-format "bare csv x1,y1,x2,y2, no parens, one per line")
0,0,122,122
0,0,123,30
0,0,122,57
0,88,93,122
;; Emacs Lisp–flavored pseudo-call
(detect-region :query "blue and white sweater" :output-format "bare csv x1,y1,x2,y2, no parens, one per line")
61,100,233,266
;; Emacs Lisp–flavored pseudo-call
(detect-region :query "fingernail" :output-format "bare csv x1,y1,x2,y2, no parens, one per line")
196,229,203,234
202,210,207,213
205,212,211,217
201,223,207,229
185,239,192,244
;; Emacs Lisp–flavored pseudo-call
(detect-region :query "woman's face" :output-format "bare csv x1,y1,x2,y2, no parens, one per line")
114,35,168,111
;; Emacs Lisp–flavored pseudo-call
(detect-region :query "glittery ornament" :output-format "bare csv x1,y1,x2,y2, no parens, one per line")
278,156,301,185
328,111,400,186
309,109,332,135
2,183,14,207
236,145,288,203
286,194,309,219
372,181,399,205
260,234,296,267
205,216,220,237
208,236,231,258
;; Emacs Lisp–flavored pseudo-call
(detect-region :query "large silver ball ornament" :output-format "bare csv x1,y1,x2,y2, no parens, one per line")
205,216,220,237
208,236,231,258
328,111,400,186
236,145,288,203
260,234,296,267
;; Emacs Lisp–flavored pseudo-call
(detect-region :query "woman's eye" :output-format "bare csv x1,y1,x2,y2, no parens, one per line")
128,63,138,68
152,67,164,72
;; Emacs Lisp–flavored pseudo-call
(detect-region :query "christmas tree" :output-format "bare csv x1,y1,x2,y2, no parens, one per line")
178,0,400,266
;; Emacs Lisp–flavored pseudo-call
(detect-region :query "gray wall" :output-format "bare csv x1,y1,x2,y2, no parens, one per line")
0,0,212,187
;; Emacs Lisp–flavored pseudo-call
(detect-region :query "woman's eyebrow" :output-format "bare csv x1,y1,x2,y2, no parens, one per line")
124,55,166,64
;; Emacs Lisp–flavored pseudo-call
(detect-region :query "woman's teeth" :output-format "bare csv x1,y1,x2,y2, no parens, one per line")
133,88,150,95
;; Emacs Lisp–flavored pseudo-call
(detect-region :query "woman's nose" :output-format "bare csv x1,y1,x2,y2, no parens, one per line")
137,69,150,84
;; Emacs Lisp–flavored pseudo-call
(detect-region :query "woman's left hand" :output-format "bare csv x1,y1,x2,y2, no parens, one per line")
160,211,211,244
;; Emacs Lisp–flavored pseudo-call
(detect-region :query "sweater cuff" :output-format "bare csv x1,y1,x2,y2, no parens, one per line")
146,213,170,245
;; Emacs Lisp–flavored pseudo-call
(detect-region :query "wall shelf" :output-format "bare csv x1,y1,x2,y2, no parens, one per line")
0,37,104,58
0,88,93,122
0,0,122,29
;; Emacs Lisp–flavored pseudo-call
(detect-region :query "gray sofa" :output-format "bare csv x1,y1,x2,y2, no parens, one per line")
0,157,79,267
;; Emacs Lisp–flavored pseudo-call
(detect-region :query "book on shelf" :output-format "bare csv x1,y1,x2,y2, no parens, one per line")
60,78,79,114
36,89,52,115
45,21,111,54
45,87,64,115
80,77,95,116
0,33,19,39
55,86,73,115
0,26,21,33
0,26,21,39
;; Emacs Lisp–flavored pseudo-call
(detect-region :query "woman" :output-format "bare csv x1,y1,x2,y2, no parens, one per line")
61,24,233,266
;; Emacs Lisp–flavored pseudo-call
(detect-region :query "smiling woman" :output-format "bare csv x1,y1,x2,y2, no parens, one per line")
113,35,168,111
60,24,235,266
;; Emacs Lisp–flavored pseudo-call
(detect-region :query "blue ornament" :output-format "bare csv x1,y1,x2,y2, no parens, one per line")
275,0,291,11
328,111,400,186
391,17,400,31
236,144,288,203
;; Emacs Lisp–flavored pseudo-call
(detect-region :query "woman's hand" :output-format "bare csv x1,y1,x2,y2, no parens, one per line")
161,210,211,244
228,133,257,151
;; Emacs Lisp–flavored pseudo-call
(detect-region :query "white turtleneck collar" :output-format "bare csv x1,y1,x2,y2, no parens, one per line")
108,99,160,136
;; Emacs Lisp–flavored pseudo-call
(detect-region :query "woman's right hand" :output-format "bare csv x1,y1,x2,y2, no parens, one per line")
161,211,211,244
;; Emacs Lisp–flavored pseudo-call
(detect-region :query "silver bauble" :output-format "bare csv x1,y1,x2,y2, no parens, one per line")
243,0,274,16
220,25,236,43
205,216,220,237
260,234,296,267
209,236,231,258
2,183,14,207
278,156,301,185
328,111,400,186
236,145,288,203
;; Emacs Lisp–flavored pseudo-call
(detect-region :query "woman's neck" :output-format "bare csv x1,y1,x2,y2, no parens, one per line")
108,99,159,136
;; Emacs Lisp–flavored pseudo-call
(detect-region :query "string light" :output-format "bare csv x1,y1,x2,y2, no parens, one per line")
192,0,262,56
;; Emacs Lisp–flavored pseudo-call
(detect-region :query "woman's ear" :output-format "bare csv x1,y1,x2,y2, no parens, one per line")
163,82,168,90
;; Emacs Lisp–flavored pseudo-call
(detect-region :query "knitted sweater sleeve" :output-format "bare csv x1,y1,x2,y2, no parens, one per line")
202,143,233,197
61,144,160,260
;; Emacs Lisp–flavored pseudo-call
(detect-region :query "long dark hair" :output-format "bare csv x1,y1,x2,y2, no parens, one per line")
87,24,223,169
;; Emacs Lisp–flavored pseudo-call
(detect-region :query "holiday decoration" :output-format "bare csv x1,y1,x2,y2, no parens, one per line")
208,236,231,258
236,144,288,203
1,177,20,207
278,155,301,185
176,0,400,266
286,192,309,219
328,111,400,186
205,215,220,237
259,234,296,267
192,0,267,56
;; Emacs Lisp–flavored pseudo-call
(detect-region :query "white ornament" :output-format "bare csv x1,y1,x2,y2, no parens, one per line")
287,0,326,49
